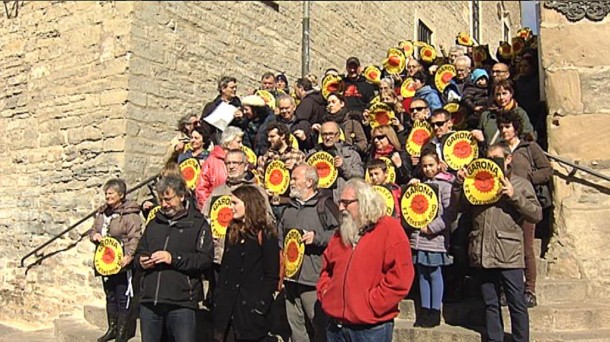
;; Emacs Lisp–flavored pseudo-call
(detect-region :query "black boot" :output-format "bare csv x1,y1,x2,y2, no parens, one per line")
421,309,441,328
114,312,130,342
97,311,117,342
414,308,428,327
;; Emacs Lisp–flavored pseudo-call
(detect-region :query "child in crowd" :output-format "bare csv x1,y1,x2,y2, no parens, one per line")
366,158,402,221
461,68,490,129
407,148,455,328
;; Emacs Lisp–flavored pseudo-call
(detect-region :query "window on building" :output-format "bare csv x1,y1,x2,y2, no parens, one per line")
417,20,433,44
504,23,510,42
472,0,480,43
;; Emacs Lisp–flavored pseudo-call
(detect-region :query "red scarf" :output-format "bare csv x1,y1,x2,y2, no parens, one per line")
374,145,395,159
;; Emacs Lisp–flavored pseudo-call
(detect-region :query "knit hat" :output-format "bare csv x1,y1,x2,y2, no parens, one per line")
470,69,489,83
276,73,289,87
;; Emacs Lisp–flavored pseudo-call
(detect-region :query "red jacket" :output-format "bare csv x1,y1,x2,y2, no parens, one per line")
317,216,414,325
195,146,227,210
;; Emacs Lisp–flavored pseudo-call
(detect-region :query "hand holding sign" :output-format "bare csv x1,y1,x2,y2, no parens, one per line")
499,176,514,198
301,231,315,245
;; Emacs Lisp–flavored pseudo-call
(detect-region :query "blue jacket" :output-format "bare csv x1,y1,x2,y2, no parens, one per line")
415,85,444,112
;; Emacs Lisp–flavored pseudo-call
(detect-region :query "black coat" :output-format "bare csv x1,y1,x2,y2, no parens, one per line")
135,202,213,309
295,91,327,125
342,75,375,113
213,231,280,340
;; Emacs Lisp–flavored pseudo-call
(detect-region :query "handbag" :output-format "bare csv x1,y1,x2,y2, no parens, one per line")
526,144,553,209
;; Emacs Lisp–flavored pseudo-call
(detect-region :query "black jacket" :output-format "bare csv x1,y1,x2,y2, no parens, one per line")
135,202,213,309
213,231,280,340
295,91,327,125
342,75,375,113
201,95,242,120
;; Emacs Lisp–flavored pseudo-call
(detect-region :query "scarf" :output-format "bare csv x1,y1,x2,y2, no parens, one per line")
374,145,395,159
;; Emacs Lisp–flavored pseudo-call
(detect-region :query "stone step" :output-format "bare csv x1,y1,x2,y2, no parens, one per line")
54,317,104,342
537,279,588,304
84,305,141,338
54,316,141,342
393,319,610,342
436,298,610,332
0,326,54,342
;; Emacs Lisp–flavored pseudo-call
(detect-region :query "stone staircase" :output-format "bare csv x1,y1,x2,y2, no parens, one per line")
392,239,610,341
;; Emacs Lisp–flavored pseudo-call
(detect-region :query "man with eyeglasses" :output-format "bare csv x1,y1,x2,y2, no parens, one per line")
317,178,414,341
491,63,511,82
307,121,364,201
136,175,213,342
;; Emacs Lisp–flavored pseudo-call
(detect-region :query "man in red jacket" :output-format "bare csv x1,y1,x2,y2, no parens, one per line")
317,178,414,341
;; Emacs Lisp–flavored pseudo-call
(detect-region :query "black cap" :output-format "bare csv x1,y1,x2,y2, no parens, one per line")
346,56,360,67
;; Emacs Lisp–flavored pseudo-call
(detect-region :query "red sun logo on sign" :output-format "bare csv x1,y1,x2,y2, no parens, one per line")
102,247,115,264
411,194,429,214
412,129,430,145
369,71,379,79
441,72,453,83
453,141,472,159
217,207,233,227
474,171,495,192
270,169,283,185
315,162,331,178
388,55,401,66
182,167,194,182
376,112,390,125
423,50,432,58
286,241,299,262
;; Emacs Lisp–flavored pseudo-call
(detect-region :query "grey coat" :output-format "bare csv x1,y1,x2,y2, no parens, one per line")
278,192,340,287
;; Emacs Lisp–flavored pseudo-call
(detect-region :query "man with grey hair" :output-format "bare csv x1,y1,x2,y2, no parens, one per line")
317,178,414,341
453,55,472,94
201,75,241,120
136,175,213,342
279,163,340,342
277,94,314,150
448,45,466,65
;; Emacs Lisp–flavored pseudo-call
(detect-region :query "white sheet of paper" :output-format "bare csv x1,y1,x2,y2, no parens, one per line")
204,102,236,131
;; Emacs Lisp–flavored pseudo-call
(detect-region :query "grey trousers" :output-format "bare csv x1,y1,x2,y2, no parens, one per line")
285,282,327,342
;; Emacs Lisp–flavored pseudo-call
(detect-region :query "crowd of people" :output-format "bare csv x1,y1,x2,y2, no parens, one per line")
88,28,551,342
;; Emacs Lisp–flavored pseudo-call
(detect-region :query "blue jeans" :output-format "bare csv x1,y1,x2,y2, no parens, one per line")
479,268,529,342
140,303,196,342
326,320,393,342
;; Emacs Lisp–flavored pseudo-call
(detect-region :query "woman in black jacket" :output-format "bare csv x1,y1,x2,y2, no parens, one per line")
213,185,280,342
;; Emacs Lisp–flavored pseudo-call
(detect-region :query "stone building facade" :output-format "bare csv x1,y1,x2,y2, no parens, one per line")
0,1,520,325
541,2,610,298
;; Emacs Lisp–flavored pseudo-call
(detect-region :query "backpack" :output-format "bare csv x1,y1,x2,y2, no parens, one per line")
316,193,341,231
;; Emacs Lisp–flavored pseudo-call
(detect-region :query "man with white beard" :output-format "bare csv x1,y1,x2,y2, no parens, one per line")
317,178,414,341
279,164,340,342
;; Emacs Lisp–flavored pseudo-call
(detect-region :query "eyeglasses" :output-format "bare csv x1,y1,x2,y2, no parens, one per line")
373,135,387,141
321,132,339,137
338,199,358,207
430,120,448,128
159,194,178,204
225,161,244,166
409,106,428,113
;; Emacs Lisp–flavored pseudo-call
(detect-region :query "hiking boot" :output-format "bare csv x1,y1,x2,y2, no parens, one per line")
525,291,537,308
421,309,441,328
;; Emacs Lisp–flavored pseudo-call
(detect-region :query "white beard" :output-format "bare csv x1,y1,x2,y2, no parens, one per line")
340,212,361,247
289,186,306,199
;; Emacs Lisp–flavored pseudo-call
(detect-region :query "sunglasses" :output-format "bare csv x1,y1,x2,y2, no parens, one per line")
409,106,428,113
373,135,388,141
430,120,448,128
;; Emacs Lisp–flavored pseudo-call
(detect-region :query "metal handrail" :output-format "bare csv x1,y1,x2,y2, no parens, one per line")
20,174,159,267
544,152,610,183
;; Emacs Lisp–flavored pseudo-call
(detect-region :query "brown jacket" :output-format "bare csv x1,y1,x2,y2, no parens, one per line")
88,200,143,256
453,174,542,269
511,140,552,186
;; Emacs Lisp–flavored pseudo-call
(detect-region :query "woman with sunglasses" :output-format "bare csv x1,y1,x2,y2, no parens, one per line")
368,125,414,184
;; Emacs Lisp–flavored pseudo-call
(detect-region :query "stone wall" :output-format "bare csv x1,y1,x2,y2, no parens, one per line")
540,5,610,297
0,1,520,325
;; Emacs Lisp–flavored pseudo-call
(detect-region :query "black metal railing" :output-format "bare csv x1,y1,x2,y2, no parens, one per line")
544,152,610,184
20,174,159,268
